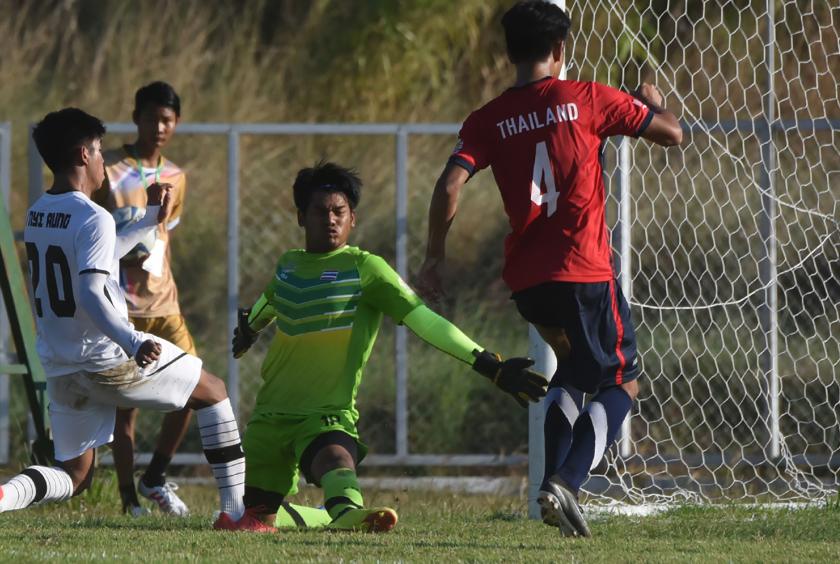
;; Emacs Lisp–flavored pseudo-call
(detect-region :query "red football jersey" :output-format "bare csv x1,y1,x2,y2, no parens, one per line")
451,77,651,292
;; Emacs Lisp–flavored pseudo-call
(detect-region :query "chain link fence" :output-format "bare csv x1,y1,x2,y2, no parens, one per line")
0,121,11,464
21,122,533,468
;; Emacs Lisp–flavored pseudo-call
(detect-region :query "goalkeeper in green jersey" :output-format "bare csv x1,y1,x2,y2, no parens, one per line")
225,161,548,533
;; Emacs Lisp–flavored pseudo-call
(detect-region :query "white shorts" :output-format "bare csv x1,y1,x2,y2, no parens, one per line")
47,337,202,462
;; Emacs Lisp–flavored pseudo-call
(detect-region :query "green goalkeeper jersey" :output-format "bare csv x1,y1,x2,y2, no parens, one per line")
252,245,422,418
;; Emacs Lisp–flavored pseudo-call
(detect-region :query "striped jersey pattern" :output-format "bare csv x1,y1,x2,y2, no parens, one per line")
253,246,422,416
272,267,361,336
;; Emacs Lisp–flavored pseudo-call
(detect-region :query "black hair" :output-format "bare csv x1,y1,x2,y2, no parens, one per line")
501,1,572,64
32,108,106,173
134,81,181,117
293,161,362,212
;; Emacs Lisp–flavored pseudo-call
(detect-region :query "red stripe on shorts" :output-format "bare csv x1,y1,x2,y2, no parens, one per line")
609,279,626,385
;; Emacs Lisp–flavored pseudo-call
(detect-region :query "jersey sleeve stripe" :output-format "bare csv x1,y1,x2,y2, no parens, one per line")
634,108,655,137
103,285,114,307
79,268,110,275
448,155,476,176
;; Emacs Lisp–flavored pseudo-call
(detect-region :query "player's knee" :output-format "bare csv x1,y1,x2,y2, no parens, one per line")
203,370,229,402
189,369,228,408
62,467,94,496
621,379,639,400
309,444,356,481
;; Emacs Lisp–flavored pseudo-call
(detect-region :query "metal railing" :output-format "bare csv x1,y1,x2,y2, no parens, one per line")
0,122,10,463
25,121,534,467
18,117,840,472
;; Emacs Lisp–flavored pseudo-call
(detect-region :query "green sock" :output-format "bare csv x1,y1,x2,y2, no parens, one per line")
321,467,364,520
273,502,332,528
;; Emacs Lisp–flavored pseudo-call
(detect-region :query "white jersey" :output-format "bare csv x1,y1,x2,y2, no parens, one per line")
24,191,130,377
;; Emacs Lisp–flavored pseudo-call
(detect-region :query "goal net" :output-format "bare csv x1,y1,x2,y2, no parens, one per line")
533,0,839,505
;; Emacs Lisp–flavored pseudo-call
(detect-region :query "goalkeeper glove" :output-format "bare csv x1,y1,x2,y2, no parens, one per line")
232,308,258,359
471,349,548,408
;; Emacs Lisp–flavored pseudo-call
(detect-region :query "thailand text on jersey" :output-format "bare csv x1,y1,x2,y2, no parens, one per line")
254,246,422,418
451,77,652,292
24,191,128,377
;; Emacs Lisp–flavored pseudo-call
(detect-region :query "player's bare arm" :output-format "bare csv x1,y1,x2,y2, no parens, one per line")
416,162,470,302
633,83,683,146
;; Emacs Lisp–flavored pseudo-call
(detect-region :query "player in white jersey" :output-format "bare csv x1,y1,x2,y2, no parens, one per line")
0,108,244,528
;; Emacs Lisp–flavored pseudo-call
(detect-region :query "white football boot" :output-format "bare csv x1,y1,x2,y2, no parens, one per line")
137,480,190,517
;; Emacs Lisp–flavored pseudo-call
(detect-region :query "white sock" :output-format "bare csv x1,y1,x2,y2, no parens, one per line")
196,398,245,520
0,466,73,512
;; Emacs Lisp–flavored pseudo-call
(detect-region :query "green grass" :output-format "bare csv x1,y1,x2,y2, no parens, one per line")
1,476,839,562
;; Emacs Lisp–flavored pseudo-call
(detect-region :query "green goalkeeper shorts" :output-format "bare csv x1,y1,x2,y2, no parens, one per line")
242,409,368,496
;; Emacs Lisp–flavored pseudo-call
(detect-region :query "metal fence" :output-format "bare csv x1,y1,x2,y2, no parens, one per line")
25,121,537,467
14,116,840,476
0,122,10,463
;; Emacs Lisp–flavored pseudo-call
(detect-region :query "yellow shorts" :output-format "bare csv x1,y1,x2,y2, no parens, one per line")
243,410,367,496
130,315,197,356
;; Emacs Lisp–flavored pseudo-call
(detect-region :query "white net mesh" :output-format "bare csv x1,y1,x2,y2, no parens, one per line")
572,0,839,503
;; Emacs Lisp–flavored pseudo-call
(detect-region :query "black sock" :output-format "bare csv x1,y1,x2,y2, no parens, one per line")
141,451,172,488
243,485,284,514
120,484,140,509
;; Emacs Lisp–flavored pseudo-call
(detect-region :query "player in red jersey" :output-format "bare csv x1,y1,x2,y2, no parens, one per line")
417,1,683,537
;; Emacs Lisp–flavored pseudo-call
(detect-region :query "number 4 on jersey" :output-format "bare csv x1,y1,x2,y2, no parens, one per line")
530,141,559,217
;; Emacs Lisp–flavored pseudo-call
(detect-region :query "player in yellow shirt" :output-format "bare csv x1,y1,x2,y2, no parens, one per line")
218,161,549,533
94,82,195,516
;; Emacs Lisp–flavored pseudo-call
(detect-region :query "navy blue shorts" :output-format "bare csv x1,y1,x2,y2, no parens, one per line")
512,280,639,394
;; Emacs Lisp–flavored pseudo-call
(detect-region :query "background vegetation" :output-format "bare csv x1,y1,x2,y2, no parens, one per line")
0,0,837,502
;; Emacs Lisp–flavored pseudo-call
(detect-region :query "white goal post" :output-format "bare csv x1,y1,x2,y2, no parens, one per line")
528,0,839,514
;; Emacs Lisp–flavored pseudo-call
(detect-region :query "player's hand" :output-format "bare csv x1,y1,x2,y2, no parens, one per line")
146,182,173,222
135,339,161,368
415,257,447,307
232,308,258,359
633,83,664,109
471,349,548,408
146,182,171,205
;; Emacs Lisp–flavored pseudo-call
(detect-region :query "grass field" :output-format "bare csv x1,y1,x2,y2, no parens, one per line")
1,474,839,562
